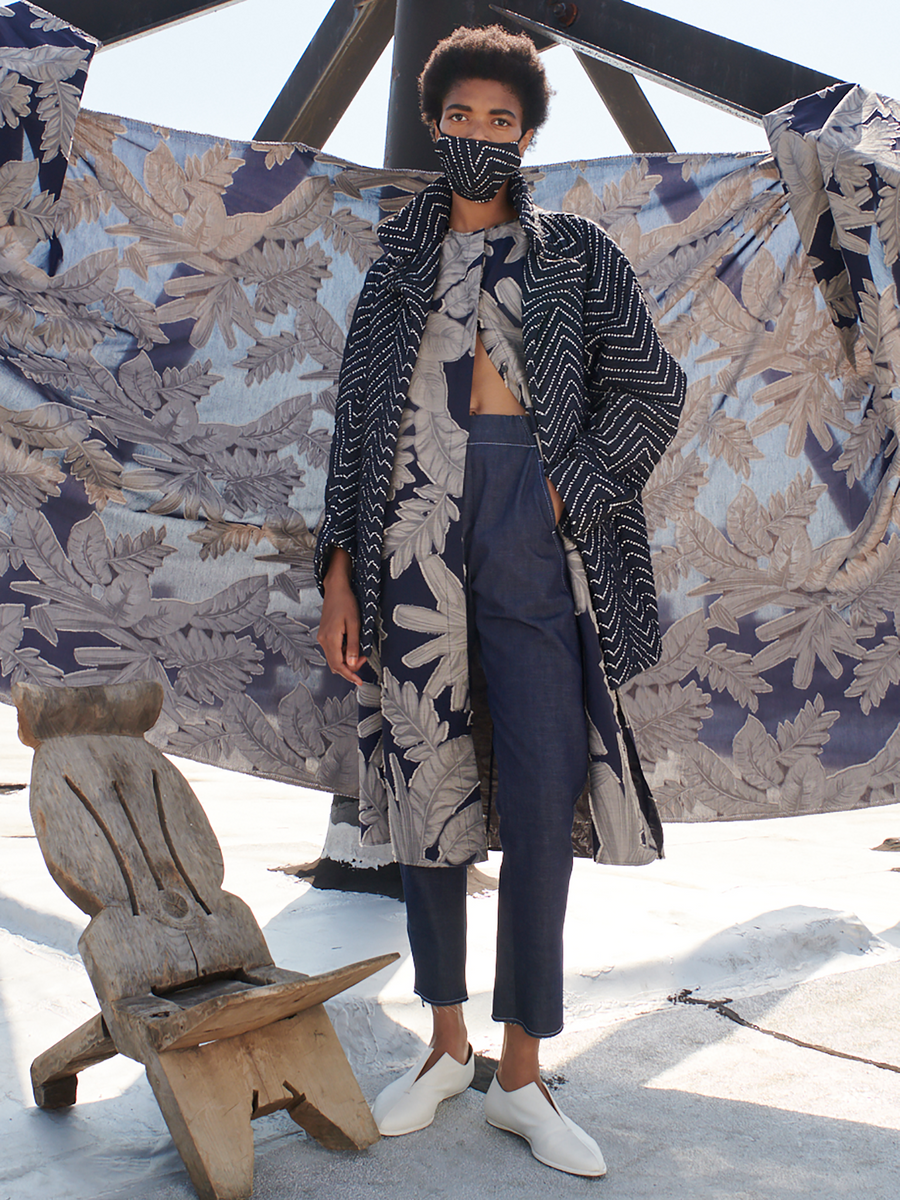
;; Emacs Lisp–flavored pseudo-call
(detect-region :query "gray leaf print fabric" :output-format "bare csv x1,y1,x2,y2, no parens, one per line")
1,10,899,831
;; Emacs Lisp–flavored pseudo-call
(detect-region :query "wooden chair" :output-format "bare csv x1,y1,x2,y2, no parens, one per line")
13,680,398,1200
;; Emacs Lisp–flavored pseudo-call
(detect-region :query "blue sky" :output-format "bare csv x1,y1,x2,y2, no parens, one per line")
80,0,900,164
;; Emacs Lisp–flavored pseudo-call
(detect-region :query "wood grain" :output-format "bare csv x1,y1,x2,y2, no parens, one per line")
31,1013,116,1108
13,681,164,746
19,681,394,1199
114,953,398,1054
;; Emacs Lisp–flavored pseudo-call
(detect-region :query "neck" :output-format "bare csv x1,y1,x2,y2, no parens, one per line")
448,180,517,232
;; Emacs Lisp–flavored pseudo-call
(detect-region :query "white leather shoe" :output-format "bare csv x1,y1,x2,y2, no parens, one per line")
484,1075,607,1177
372,1045,475,1136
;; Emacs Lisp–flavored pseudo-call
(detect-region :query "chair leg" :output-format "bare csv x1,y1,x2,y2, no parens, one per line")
142,1004,378,1200
145,1043,255,1200
31,1013,117,1109
245,1004,380,1151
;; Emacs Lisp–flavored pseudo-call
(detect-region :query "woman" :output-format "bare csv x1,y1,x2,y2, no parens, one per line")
316,25,686,1177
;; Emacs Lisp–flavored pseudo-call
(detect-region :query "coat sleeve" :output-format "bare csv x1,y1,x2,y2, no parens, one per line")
545,225,686,540
313,270,379,593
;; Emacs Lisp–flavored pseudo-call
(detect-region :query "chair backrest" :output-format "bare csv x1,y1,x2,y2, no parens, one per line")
15,681,273,1006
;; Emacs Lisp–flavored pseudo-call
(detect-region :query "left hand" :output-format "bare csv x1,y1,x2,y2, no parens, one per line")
545,477,565,526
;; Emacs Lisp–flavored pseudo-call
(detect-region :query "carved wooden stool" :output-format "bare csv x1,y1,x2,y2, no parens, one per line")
14,680,397,1200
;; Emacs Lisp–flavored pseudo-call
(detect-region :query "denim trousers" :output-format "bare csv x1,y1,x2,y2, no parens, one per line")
399,414,589,1038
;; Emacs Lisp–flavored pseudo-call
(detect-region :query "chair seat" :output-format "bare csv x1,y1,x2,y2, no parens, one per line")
112,954,397,1054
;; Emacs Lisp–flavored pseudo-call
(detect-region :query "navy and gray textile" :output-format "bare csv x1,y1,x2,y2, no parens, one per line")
0,2,95,274
352,214,662,867
1,4,899,826
433,133,522,202
316,173,687,694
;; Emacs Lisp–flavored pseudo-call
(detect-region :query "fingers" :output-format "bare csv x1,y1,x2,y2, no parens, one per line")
344,628,361,671
317,601,367,686
335,662,367,687
336,647,367,688
323,637,366,686
321,628,362,684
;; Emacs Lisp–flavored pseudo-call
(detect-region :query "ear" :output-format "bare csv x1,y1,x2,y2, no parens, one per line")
520,128,534,154
431,120,441,142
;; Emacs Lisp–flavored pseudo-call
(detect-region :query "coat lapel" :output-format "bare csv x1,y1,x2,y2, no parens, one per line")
512,177,589,467
378,177,451,320
376,172,588,464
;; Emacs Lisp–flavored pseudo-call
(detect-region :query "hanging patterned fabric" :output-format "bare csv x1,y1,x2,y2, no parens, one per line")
1,5,899,828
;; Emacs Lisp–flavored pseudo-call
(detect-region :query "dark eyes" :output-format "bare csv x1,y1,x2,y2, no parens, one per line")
447,113,511,126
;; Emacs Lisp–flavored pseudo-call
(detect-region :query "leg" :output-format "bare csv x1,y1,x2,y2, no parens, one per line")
147,1008,381,1200
464,421,606,1177
372,864,474,1134
463,420,588,1044
398,862,470,1071
428,1002,469,1067
31,1012,117,1109
497,1022,545,1095
145,1043,255,1200
253,1006,379,1150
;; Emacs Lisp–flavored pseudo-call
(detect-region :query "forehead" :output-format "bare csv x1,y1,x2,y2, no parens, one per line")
440,77,524,117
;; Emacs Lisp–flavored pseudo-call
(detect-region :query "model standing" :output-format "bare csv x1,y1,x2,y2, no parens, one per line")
316,26,686,1177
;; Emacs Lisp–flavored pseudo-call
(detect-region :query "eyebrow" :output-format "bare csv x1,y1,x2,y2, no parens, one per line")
444,103,518,118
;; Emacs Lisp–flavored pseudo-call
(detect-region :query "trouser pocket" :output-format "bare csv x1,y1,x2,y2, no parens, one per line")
532,445,558,531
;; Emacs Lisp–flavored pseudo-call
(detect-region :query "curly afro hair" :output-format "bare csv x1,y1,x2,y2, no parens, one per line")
418,25,551,135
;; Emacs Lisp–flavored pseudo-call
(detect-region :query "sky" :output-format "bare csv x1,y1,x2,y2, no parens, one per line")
79,1,900,166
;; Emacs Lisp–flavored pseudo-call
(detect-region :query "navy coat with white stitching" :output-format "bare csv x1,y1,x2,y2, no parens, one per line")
315,172,687,690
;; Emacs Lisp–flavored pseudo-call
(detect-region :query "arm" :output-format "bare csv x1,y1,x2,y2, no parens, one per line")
313,270,379,591
314,271,381,685
545,229,686,539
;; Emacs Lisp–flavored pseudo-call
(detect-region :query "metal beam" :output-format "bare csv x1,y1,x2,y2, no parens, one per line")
385,0,472,170
575,53,675,154
493,1,843,122
383,0,843,170
254,0,396,146
36,1,248,48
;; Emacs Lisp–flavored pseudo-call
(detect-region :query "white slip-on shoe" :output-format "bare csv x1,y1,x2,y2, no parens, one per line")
484,1075,607,1177
371,1045,475,1136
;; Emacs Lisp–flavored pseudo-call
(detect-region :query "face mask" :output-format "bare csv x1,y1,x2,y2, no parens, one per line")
434,134,522,203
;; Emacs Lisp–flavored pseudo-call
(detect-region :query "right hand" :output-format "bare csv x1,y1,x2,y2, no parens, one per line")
317,548,367,686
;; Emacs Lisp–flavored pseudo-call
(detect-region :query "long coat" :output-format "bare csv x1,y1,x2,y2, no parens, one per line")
315,172,687,691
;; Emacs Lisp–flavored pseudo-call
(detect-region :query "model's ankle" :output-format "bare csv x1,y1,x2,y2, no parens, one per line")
496,1065,551,1102
431,1004,469,1063
417,1037,469,1080
432,1035,470,1064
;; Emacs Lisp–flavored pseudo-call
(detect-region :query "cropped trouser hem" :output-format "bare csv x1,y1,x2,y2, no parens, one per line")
414,989,469,1007
490,1014,565,1039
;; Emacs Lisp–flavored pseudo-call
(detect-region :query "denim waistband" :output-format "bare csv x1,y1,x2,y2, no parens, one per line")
467,411,536,448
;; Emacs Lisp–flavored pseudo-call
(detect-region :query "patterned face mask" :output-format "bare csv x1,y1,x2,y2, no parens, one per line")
434,134,522,203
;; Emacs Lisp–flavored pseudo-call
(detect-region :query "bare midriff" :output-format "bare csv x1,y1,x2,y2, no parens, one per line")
469,333,526,416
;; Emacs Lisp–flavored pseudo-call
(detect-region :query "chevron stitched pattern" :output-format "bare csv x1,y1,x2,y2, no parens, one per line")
434,134,523,201
315,174,687,690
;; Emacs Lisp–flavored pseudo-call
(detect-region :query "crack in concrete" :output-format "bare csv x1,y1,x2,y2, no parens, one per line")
669,989,900,1074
